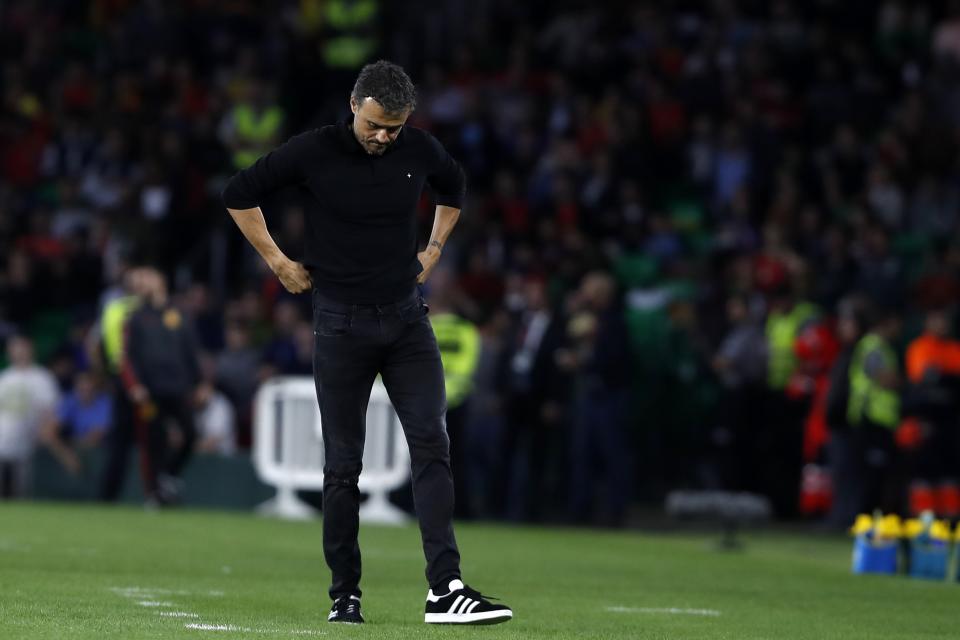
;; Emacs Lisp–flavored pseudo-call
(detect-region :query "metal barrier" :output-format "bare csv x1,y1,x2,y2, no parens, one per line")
253,376,411,524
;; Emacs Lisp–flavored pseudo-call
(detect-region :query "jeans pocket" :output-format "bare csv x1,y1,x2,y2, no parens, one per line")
400,297,429,323
315,310,349,337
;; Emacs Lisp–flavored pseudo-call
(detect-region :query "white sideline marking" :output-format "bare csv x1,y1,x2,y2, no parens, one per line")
137,601,174,607
606,606,721,617
185,623,323,635
160,612,200,619
186,624,249,632
111,586,190,597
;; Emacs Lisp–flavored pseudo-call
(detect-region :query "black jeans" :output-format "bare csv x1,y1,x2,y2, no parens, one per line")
100,377,135,501
100,384,196,500
312,289,460,600
136,394,198,496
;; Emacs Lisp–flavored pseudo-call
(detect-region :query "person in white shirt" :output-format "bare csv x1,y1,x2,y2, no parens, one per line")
0,335,60,498
194,385,236,456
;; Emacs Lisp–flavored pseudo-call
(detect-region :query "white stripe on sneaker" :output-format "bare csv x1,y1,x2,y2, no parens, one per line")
425,609,513,624
466,601,480,614
457,598,473,614
447,595,464,614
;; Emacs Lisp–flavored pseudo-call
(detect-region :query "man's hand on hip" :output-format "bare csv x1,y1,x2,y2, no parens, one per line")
417,245,442,284
270,256,312,293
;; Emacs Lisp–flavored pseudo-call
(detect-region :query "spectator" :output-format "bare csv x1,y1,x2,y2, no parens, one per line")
0,336,59,498
824,298,868,528
712,294,767,491
194,355,237,456
559,271,632,526
790,318,841,517
493,277,568,522
463,308,511,519
902,308,960,518
39,370,111,476
215,321,262,445
261,300,302,375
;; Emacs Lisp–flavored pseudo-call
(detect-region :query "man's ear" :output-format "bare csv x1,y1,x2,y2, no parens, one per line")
349,96,358,115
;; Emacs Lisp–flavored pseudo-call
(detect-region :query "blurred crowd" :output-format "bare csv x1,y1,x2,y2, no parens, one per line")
4,1,960,525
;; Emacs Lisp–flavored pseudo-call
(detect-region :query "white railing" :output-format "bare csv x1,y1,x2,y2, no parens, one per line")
253,376,410,524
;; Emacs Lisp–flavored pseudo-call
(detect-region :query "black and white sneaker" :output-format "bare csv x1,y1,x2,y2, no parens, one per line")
424,579,512,625
328,595,363,624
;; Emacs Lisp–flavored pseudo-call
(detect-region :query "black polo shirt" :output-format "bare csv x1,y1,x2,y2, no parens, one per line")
221,119,466,303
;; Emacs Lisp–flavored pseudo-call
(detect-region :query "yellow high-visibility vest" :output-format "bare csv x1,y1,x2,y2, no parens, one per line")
847,333,900,429
232,104,284,169
323,0,378,69
766,302,818,389
430,313,480,409
101,296,138,374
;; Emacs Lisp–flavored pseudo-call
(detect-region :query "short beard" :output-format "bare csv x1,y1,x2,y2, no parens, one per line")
354,134,387,156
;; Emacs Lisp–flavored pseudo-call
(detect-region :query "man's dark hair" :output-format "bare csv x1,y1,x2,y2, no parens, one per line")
351,60,417,115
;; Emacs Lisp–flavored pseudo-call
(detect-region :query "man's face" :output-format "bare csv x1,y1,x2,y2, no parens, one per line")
883,316,903,340
350,97,409,155
838,314,860,344
141,269,161,301
927,311,950,338
524,280,547,311
125,267,147,297
7,337,32,367
75,373,95,402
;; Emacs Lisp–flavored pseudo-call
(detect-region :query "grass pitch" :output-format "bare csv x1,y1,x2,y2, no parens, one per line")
0,502,956,639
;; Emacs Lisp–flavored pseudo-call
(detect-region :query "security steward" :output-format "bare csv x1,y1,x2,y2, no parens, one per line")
846,307,902,514
120,269,202,505
98,266,148,501
428,288,480,519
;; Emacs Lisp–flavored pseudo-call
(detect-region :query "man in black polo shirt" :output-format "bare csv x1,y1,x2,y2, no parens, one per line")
222,61,512,626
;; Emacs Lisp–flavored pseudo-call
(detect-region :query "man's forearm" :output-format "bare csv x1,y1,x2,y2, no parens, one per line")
227,206,312,293
415,205,460,283
227,206,285,267
427,205,460,251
